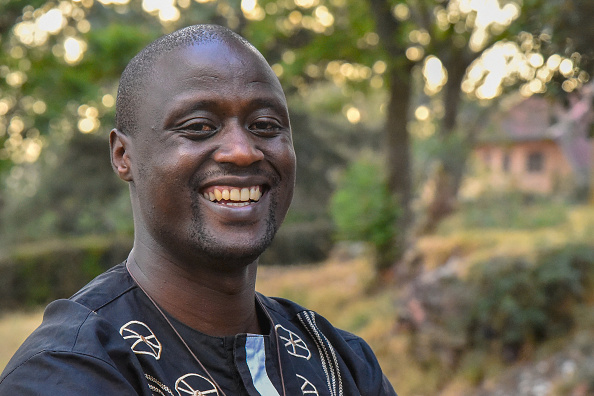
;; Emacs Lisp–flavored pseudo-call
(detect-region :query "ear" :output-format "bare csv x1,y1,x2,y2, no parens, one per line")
109,128,133,182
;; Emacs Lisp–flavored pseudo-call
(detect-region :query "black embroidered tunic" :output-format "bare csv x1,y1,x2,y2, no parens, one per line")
0,263,396,396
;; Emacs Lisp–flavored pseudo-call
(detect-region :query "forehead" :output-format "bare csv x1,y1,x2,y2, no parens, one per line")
142,41,286,113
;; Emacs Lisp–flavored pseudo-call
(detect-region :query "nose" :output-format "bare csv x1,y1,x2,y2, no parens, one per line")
213,124,264,167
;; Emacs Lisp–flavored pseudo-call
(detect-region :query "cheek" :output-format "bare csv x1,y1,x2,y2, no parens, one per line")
272,138,296,174
272,146,296,206
138,142,199,180
283,146,297,186
135,150,197,214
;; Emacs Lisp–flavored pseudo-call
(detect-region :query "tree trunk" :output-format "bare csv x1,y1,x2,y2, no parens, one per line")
368,0,414,273
386,67,412,223
418,51,471,234
376,66,413,272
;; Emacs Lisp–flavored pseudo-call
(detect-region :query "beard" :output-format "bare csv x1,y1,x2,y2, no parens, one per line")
187,184,279,267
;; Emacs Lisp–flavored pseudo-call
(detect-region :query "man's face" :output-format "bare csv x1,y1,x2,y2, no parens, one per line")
128,41,296,266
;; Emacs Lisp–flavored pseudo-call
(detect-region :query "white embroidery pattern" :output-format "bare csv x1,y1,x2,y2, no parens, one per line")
297,311,343,396
145,374,175,396
148,384,166,396
275,324,311,360
297,374,319,395
175,373,219,396
120,320,163,360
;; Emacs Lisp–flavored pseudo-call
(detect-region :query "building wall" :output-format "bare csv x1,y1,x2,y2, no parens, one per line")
474,140,574,194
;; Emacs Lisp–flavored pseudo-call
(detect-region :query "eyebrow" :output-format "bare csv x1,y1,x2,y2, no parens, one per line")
163,96,288,128
163,99,219,128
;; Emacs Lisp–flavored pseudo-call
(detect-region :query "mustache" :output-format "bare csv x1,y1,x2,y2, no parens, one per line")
189,164,281,189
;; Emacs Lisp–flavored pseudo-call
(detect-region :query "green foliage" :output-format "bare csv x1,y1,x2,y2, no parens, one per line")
330,156,400,269
0,235,132,310
408,240,594,371
470,258,548,350
246,0,380,76
467,244,594,359
1,0,589,275
1,132,132,242
517,0,594,76
454,192,568,230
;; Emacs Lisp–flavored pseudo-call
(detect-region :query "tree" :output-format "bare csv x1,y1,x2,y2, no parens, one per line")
0,0,350,260
247,0,592,270
0,0,247,240
1,0,589,273
241,0,574,268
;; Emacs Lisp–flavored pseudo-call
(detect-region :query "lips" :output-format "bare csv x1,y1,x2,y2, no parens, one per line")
202,185,263,207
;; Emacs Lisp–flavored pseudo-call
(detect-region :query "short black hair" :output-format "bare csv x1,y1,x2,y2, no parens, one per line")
115,24,264,135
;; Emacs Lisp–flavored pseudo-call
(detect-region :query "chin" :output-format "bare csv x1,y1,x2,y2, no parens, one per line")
188,222,277,268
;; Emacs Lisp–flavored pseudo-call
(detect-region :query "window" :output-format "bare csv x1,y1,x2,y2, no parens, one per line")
502,152,510,173
526,151,544,172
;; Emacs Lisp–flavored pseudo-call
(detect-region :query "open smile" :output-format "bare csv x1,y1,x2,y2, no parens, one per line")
202,185,265,207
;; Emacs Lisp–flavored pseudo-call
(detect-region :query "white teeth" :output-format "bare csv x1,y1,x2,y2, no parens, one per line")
249,186,261,201
205,186,262,204
240,188,250,201
249,186,257,200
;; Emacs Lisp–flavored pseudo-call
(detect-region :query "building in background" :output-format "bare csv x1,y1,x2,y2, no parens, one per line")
472,91,594,197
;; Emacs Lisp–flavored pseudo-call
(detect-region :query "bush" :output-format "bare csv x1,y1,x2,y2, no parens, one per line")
467,243,594,360
457,191,567,230
329,156,400,270
403,243,594,370
469,257,548,354
0,133,132,243
0,235,132,311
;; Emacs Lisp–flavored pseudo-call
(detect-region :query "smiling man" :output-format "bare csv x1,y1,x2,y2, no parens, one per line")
0,25,396,395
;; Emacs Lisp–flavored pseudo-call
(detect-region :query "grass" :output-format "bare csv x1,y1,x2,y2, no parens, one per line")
422,203,594,275
0,309,44,370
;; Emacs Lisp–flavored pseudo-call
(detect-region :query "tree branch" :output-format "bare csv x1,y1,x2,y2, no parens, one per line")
368,0,404,58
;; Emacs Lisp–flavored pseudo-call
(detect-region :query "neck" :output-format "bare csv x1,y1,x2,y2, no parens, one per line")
127,243,262,337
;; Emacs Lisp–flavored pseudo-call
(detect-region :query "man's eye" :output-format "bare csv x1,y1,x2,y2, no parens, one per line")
250,120,281,133
182,122,217,134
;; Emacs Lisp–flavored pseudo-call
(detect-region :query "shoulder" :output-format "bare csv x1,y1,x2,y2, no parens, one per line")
0,298,145,394
6,262,134,366
69,262,135,310
0,264,148,394
258,294,397,395
5,261,137,365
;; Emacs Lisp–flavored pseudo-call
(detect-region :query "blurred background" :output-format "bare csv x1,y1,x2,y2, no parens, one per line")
1,0,594,394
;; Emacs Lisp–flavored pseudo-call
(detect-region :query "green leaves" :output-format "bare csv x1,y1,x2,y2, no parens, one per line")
468,244,594,357
330,155,400,268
